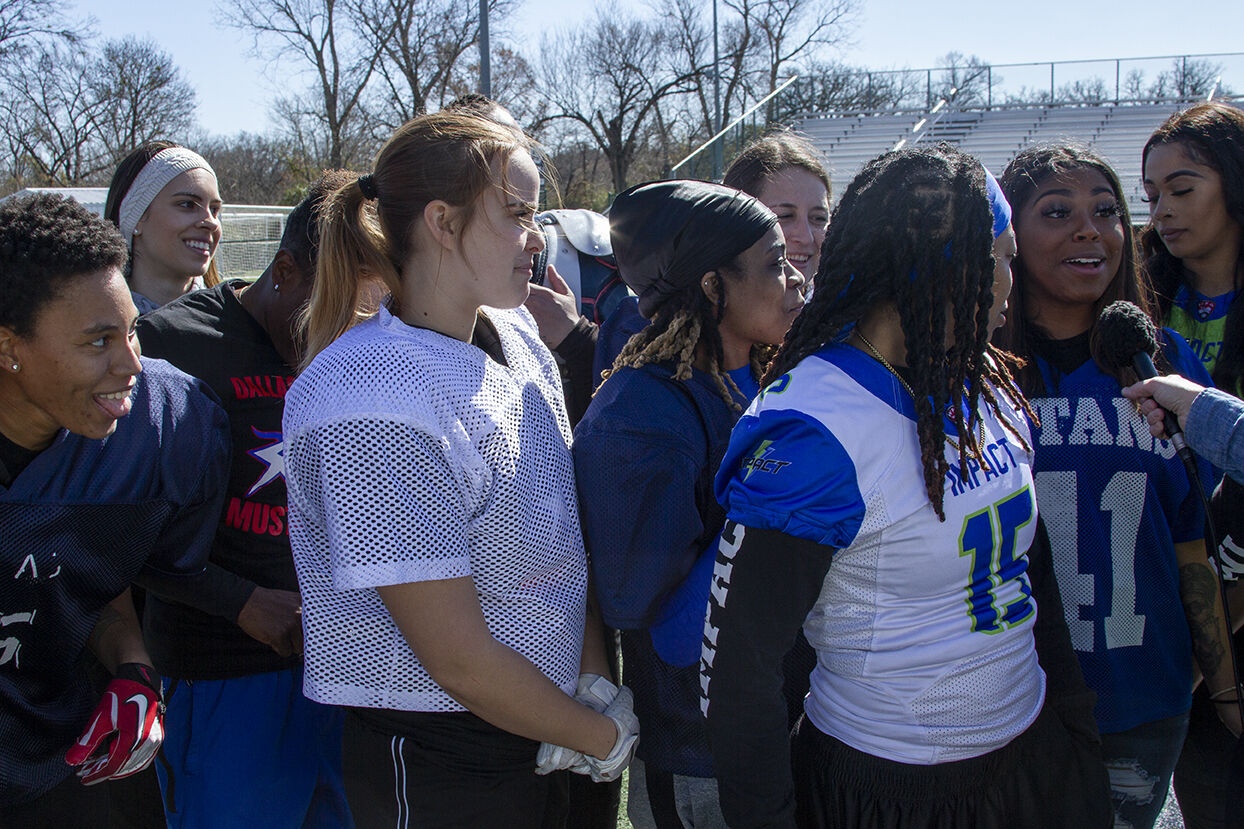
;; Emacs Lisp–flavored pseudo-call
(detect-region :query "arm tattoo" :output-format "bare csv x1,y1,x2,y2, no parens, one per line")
1180,562,1227,677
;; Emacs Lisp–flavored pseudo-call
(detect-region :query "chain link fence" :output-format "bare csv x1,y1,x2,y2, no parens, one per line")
216,205,294,280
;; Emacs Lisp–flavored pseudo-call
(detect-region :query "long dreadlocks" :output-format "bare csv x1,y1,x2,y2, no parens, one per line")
763,145,1034,520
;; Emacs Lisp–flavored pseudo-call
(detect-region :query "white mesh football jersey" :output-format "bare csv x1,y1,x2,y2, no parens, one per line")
717,344,1045,763
283,306,587,711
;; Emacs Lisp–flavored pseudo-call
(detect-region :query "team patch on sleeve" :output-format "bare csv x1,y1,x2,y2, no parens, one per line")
714,408,864,548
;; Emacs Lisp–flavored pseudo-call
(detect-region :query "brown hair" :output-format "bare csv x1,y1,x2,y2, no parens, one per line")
723,130,831,201
994,143,1156,395
105,139,221,288
603,281,774,414
301,112,533,369
1141,102,1244,391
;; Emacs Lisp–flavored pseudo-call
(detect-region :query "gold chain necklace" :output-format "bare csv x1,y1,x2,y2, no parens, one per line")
853,331,988,464
855,331,915,398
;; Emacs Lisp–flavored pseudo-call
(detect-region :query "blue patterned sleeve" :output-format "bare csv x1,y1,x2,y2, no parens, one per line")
573,372,711,631
715,408,865,549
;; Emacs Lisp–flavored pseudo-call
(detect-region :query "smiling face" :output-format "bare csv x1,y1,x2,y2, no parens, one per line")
715,225,806,368
1,267,142,449
1013,167,1125,337
755,167,830,281
132,168,222,281
1143,141,1242,273
459,150,544,311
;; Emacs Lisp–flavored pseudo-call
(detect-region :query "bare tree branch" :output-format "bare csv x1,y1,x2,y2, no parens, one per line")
226,0,381,168
92,37,196,159
535,15,700,191
0,0,88,61
350,0,514,128
0,41,111,185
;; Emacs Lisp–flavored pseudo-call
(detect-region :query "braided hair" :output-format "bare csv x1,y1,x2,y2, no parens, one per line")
763,145,1033,520
603,263,772,412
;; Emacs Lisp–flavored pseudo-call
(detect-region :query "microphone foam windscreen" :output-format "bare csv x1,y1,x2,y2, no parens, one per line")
1096,300,1159,372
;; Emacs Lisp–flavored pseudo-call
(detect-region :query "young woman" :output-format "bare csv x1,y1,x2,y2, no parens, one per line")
1141,102,1244,829
594,132,830,380
722,131,830,725
1144,103,1244,390
135,172,358,829
995,143,1235,829
704,145,1110,828
574,179,804,828
281,112,638,828
104,140,222,313
722,130,831,283
0,193,229,824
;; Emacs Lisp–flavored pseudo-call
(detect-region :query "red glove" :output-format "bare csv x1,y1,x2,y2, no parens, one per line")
65,663,164,785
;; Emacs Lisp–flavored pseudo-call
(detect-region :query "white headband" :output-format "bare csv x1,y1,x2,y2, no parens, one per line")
118,148,217,249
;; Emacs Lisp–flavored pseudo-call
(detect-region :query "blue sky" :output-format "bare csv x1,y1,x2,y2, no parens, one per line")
76,0,1242,136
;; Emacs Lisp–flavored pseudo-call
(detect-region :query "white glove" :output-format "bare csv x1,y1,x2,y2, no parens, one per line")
534,674,621,775
575,685,640,783
575,673,620,712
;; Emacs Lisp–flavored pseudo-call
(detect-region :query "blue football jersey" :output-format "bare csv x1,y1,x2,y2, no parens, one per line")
714,344,1044,764
1028,330,1214,733
0,358,229,804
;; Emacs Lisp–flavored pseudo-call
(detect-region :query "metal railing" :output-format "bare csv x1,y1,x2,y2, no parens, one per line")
780,52,1244,119
669,76,800,181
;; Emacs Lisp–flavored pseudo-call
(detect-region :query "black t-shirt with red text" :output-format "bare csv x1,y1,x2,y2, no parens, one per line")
137,280,300,679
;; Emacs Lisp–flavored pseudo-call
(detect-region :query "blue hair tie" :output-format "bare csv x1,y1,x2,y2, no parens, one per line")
983,167,1012,239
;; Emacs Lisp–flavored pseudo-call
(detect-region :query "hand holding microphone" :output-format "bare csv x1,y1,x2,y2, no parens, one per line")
1096,300,1195,466
1121,374,1207,441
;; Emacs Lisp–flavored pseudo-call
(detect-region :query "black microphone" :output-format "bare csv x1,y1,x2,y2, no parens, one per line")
1096,300,1194,465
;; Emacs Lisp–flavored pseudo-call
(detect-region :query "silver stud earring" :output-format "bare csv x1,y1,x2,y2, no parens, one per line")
10,363,18,372
273,283,280,293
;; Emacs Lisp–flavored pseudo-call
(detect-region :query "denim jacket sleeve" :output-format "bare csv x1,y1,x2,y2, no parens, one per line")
1186,387,1244,484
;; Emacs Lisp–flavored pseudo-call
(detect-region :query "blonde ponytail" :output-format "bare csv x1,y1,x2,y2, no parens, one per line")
299,179,401,370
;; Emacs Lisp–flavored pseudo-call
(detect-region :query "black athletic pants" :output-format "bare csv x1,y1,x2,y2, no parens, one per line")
342,708,569,829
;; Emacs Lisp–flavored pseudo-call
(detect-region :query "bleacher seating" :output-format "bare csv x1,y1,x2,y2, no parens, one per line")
793,100,1237,218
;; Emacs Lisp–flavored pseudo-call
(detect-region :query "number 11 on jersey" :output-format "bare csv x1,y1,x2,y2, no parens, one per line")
1034,469,1147,652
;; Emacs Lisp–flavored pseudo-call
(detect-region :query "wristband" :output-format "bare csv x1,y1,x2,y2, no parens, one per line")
115,662,162,696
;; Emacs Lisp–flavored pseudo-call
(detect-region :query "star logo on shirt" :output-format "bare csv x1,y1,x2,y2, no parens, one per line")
245,428,285,496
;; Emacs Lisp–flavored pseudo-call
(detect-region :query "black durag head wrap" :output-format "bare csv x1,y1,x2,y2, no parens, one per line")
609,180,778,319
